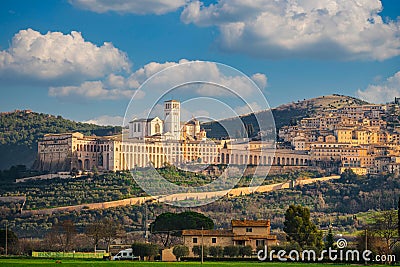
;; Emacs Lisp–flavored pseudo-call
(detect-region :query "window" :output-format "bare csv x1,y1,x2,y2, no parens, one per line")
246,227,253,233
193,237,198,244
212,238,217,244
236,240,245,246
256,240,265,247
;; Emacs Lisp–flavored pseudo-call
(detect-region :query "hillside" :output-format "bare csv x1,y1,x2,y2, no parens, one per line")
0,110,121,170
0,95,367,169
202,94,369,139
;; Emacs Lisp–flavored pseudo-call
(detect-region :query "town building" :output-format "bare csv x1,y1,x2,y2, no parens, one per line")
182,220,277,256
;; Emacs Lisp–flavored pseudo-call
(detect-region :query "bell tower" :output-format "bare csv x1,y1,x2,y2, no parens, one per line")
164,100,180,140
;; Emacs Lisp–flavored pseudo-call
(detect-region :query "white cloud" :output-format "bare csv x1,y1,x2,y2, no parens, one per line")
356,71,400,103
69,0,187,15
0,28,130,82
48,81,142,101
84,115,125,126
251,73,267,89
181,0,400,60
234,101,263,115
128,59,266,97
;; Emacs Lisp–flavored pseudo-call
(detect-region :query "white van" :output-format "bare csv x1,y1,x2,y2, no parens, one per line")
112,248,138,261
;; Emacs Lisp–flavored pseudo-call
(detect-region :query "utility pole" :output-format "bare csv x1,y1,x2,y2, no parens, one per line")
5,221,8,256
201,227,204,264
144,202,148,243
365,229,368,265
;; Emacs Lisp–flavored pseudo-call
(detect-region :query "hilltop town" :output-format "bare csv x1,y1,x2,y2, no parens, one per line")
36,95,400,177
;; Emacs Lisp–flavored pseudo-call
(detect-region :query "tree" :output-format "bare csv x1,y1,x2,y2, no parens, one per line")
132,242,159,261
48,220,77,252
223,245,239,257
339,168,357,182
238,245,252,257
357,228,387,255
85,221,103,252
283,205,323,249
101,219,124,253
209,246,223,257
325,228,334,249
0,229,18,254
371,209,399,252
192,245,209,257
398,197,400,237
172,245,189,261
92,166,99,177
150,211,214,247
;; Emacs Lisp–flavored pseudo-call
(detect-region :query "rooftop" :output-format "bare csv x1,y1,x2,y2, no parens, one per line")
182,229,233,237
231,219,270,227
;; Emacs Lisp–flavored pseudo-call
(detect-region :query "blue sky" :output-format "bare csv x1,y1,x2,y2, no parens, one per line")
0,0,399,125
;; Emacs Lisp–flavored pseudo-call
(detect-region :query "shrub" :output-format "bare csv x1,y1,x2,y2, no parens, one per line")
172,245,189,261
239,245,252,257
132,242,159,261
192,245,209,257
209,246,223,257
223,245,239,257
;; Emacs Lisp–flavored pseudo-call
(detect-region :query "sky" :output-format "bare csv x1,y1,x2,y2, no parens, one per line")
0,0,399,126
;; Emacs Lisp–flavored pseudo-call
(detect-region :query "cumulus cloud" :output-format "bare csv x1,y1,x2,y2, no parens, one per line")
69,0,187,15
51,59,266,101
356,71,400,103
234,101,263,115
48,80,144,101
127,59,267,97
251,73,268,89
84,115,125,126
0,28,130,83
181,0,400,60
0,28,269,101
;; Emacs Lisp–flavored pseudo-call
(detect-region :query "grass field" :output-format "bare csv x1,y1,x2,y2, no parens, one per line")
0,259,372,267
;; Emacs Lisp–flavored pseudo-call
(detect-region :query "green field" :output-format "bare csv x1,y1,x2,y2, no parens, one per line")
0,259,371,267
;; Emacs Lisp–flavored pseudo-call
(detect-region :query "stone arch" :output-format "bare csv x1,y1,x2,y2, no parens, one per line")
78,159,83,170
84,159,90,170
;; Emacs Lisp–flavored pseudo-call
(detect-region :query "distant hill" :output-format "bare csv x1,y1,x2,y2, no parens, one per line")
0,110,121,170
202,94,369,139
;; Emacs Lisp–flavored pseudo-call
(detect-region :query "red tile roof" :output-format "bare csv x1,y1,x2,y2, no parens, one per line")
182,229,233,237
231,220,270,227
233,235,277,241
